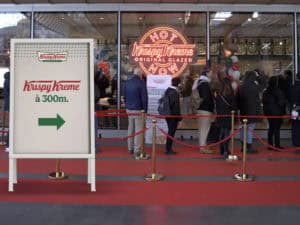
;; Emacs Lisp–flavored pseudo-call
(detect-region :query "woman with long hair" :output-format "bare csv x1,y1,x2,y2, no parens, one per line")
216,77,236,158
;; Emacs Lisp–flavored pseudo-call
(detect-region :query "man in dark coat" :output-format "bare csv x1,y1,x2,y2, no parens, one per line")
237,70,262,153
124,67,148,157
164,77,182,155
262,76,285,149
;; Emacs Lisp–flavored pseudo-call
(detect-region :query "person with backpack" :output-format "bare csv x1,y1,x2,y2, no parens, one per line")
163,77,182,155
192,69,215,154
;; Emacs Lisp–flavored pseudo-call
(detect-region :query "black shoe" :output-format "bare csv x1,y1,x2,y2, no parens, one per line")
128,149,134,154
165,150,177,155
247,148,258,154
275,146,284,149
223,151,229,159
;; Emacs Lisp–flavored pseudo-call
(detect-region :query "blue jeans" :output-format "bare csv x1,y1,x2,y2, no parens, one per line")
240,123,256,144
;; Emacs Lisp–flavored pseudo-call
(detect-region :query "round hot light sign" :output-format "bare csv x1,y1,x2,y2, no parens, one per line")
131,26,196,77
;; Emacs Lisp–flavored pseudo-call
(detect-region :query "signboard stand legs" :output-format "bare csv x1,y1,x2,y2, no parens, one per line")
8,158,16,192
9,157,96,192
88,157,96,192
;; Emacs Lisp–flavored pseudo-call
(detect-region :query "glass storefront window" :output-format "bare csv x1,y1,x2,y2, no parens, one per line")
210,12,294,129
34,12,118,129
210,12,293,77
0,13,31,87
121,12,206,129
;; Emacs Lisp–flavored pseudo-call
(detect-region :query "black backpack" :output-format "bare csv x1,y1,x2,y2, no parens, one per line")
157,90,171,115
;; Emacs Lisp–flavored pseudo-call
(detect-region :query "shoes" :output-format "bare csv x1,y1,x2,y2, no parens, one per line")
134,151,141,160
200,148,214,154
223,151,229,159
128,149,134,154
5,147,9,152
165,150,177,155
247,148,258,154
275,146,284,149
295,149,300,154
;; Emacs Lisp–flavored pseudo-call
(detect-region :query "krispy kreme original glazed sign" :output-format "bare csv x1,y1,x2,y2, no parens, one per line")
131,26,196,77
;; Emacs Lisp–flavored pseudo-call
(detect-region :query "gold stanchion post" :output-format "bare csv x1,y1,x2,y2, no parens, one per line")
145,119,164,181
227,110,238,161
48,159,68,179
234,119,254,181
136,110,150,160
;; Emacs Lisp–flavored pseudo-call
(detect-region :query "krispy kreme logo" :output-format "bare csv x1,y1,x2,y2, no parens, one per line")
131,26,196,77
38,52,67,62
23,80,81,93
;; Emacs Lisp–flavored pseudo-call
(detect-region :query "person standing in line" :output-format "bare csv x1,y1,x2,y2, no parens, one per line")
94,69,101,152
237,70,262,153
3,71,10,152
193,69,215,154
262,76,285,149
164,77,182,155
124,67,148,158
215,77,236,158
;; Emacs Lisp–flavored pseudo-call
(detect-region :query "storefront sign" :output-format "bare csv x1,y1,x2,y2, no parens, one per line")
131,26,196,77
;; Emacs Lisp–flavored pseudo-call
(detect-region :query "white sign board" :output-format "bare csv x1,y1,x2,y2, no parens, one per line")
9,39,95,192
145,75,171,144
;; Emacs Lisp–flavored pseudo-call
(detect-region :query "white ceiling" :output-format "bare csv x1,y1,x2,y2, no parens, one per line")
0,0,299,4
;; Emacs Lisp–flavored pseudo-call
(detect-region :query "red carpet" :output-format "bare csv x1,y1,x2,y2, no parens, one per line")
0,144,300,206
0,179,300,206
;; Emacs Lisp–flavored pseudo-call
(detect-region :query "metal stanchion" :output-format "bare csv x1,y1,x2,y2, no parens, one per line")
48,159,68,179
136,110,150,160
145,119,164,181
227,110,238,161
234,119,254,181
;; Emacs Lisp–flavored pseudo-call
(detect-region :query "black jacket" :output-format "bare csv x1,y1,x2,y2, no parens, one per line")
197,81,214,113
237,74,262,123
216,94,236,128
262,87,285,116
165,87,182,121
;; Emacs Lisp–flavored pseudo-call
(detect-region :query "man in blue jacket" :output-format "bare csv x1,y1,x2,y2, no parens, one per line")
124,67,148,157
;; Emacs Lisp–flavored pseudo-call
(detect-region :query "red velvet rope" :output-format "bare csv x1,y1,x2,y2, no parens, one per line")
98,127,149,142
158,127,241,150
250,129,300,152
96,109,300,120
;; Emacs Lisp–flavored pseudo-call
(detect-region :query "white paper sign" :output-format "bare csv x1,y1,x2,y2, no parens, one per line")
145,75,171,144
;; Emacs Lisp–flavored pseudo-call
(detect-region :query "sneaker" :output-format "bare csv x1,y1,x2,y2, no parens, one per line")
5,147,9,152
200,148,214,154
134,152,141,160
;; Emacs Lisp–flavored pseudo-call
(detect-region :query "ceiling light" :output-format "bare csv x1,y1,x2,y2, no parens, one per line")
214,12,232,19
247,18,252,22
138,17,143,20
279,41,283,45
252,12,259,18
100,17,104,20
178,17,183,20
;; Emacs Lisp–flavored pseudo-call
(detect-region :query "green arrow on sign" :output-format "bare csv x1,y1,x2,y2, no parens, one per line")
38,114,65,130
